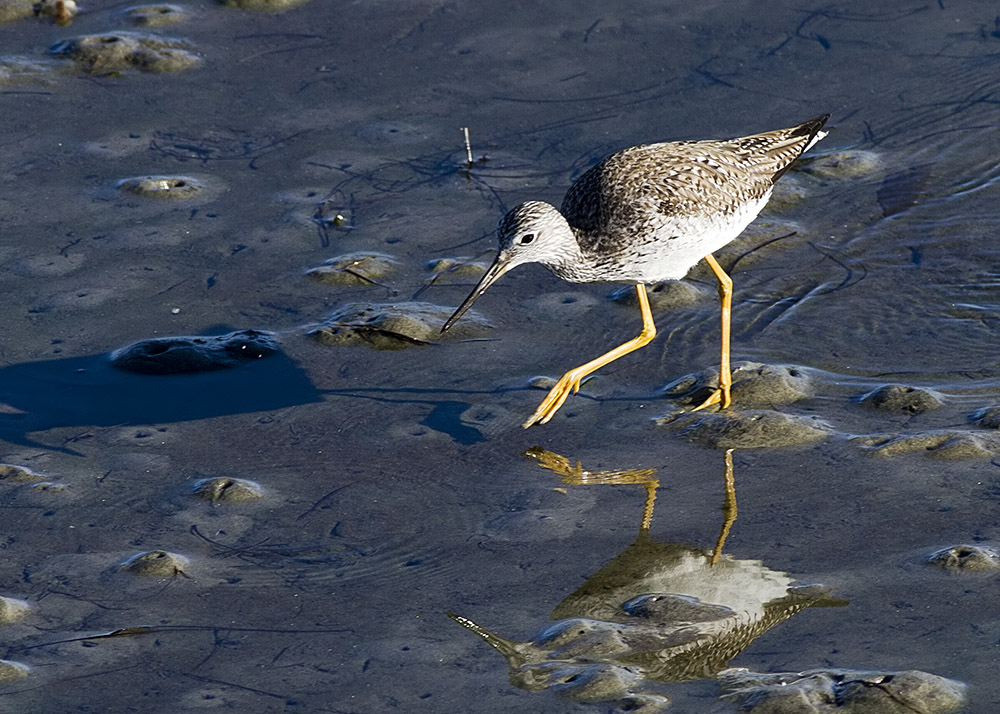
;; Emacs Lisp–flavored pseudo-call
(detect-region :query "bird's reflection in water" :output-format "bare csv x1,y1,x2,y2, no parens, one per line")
449,448,845,711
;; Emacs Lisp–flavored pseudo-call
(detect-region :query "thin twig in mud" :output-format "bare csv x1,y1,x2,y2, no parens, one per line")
459,127,490,175
462,127,474,166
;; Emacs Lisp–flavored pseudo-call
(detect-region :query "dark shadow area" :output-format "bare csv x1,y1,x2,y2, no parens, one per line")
318,389,498,444
420,401,487,445
0,350,322,452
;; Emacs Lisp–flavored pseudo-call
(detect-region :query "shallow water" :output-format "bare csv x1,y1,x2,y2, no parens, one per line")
1,1,999,712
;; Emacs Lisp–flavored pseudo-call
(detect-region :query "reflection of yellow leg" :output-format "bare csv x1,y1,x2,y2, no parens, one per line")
527,447,736,563
524,446,659,534
692,253,733,411
710,449,738,565
639,480,657,533
523,283,657,428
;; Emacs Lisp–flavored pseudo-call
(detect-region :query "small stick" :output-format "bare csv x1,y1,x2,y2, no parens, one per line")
461,127,474,166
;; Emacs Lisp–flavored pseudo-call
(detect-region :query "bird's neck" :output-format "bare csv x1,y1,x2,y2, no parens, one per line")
544,227,605,283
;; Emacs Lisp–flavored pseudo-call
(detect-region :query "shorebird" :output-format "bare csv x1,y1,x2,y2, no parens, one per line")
442,114,829,428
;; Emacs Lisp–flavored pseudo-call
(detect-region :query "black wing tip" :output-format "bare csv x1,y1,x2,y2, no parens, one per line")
795,113,831,137
769,113,831,184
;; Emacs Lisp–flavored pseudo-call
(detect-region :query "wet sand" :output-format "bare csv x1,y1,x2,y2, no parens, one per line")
1,1,998,712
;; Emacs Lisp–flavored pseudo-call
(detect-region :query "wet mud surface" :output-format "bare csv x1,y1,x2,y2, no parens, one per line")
1,1,999,712
719,667,966,713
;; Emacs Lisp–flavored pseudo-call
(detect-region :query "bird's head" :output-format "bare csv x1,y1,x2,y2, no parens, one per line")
442,201,574,332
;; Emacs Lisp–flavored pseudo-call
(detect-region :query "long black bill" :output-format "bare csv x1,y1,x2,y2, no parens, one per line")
441,255,511,333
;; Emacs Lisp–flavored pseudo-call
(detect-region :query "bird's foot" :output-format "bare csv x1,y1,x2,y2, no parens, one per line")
522,371,585,428
690,385,732,412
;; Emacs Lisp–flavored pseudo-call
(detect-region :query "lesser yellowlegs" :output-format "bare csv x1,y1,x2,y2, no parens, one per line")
443,115,830,428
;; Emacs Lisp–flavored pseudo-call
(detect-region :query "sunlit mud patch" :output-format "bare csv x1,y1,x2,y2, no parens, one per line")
123,4,186,26
117,175,204,199
116,550,190,577
0,463,45,482
28,480,67,492
426,257,489,279
750,145,880,238
191,477,264,504
927,544,1000,573
655,409,831,449
850,430,996,459
110,329,280,374
420,257,490,295
764,174,818,212
217,0,312,11
0,595,31,625
49,31,200,73
309,301,490,349
796,149,883,179
521,290,601,319
663,362,814,408
859,384,944,414
609,279,712,310
305,252,400,286
0,0,33,22
718,667,966,714
0,462,70,507
0,659,30,683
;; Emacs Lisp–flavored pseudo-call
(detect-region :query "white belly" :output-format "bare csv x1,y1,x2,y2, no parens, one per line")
614,191,772,283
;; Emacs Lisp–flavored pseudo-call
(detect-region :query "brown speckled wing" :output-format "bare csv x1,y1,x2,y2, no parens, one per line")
561,115,828,254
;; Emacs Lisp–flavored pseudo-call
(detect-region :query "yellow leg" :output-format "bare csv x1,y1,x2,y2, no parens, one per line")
691,253,733,411
710,449,738,565
522,283,657,428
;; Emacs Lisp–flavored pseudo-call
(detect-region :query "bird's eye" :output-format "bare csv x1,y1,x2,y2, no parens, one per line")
519,233,536,245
